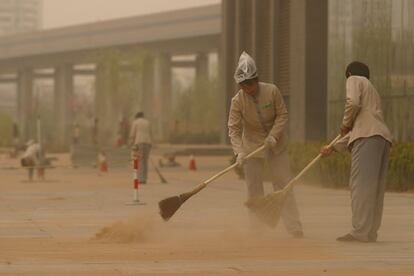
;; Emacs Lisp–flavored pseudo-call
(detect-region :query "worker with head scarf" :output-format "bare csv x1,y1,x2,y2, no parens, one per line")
228,51,303,237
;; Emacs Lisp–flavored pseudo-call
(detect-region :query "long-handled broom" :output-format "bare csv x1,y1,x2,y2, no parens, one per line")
245,135,342,228
158,145,265,221
150,158,168,184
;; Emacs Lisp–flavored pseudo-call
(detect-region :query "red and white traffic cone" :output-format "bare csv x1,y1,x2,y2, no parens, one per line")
188,154,197,171
98,152,108,175
37,167,45,180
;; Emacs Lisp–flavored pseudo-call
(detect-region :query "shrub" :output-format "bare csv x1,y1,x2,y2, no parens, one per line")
288,141,414,191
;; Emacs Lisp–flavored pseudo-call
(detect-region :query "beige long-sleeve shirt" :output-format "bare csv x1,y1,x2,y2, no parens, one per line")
129,118,152,145
228,82,289,158
22,143,41,164
334,76,392,151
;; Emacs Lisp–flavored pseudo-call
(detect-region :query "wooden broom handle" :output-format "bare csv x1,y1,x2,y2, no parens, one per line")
283,135,342,191
188,145,266,195
204,145,265,184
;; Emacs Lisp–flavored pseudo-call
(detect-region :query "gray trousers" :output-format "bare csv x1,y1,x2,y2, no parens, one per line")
350,135,390,241
243,148,303,233
137,143,151,183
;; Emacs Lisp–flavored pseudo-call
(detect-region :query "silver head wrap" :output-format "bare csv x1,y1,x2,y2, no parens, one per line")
234,51,258,83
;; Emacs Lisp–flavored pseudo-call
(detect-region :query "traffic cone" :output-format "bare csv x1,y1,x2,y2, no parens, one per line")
188,154,197,171
98,151,108,174
37,167,45,180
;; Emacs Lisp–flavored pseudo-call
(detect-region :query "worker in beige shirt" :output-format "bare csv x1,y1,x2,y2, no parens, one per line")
321,61,392,242
129,112,152,184
21,140,41,181
228,52,303,237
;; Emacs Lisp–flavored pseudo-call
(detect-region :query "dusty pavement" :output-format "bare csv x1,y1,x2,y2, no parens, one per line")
0,153,414,275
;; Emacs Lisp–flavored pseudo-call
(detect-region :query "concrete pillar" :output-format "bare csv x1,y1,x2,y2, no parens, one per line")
153,53,171,141
142,57,154,120
305,0,328,140
289,0,306,141
54,64,73,149
195,52,209,82
95,63,113,145
253,0,274,82
221,0,237,144
235,0,254,56
17,68,34,143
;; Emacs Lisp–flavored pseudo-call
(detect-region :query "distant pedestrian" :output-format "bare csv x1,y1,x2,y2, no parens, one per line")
320,61,392,242
116,115,129,147
129,112,152,184
21,140,41,181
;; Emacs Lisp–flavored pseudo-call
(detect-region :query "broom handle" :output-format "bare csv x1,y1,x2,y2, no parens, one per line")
204,145,265,184
283,135,342,191
188,145,266,195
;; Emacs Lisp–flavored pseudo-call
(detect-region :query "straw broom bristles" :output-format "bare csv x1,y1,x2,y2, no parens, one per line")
245,187,290,228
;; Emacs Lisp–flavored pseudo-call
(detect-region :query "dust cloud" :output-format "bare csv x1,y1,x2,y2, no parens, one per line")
94,217,155,243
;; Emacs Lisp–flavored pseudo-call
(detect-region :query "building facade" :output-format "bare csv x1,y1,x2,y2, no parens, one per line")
222,0,328,142
0,0,42,36
222,0,414,142
328,0,414,141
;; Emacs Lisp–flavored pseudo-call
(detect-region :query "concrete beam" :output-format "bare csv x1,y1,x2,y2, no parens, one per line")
72,69,96,76
0,77,17,83
33,72,55,79
0,5,220,61
0,34,219,73
170,60,196,68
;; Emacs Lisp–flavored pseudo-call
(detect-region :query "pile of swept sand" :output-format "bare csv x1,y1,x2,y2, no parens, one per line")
94,217,154,243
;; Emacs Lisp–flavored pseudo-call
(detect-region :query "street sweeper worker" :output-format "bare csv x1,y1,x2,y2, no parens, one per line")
20,140,41,181
320,61,392,242
129,112,152,184
228,51,303,238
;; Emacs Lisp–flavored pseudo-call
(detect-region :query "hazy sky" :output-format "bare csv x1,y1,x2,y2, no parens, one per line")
43,0,220,29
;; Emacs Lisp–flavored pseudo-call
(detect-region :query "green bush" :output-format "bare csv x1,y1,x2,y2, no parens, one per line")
288,141,414,191
387,143,414,191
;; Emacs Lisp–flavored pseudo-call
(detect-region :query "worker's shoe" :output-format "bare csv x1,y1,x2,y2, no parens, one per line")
368,233,377,242
336,233,360,242
291,230,304,238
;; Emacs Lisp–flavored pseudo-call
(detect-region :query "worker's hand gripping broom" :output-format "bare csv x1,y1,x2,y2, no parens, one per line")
245,135,342,228
158,145,265,221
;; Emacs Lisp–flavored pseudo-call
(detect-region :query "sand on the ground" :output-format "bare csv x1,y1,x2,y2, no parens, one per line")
1,152,413,275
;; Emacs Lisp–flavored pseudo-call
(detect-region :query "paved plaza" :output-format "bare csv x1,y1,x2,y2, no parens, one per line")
0,155,413,275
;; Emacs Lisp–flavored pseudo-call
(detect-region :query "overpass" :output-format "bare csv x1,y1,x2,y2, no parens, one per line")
0,4,221,148
0,0,332,149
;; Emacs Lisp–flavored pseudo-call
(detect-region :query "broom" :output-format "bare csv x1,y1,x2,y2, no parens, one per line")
150,158,168,184
158,145,265,221
245,135,342,228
